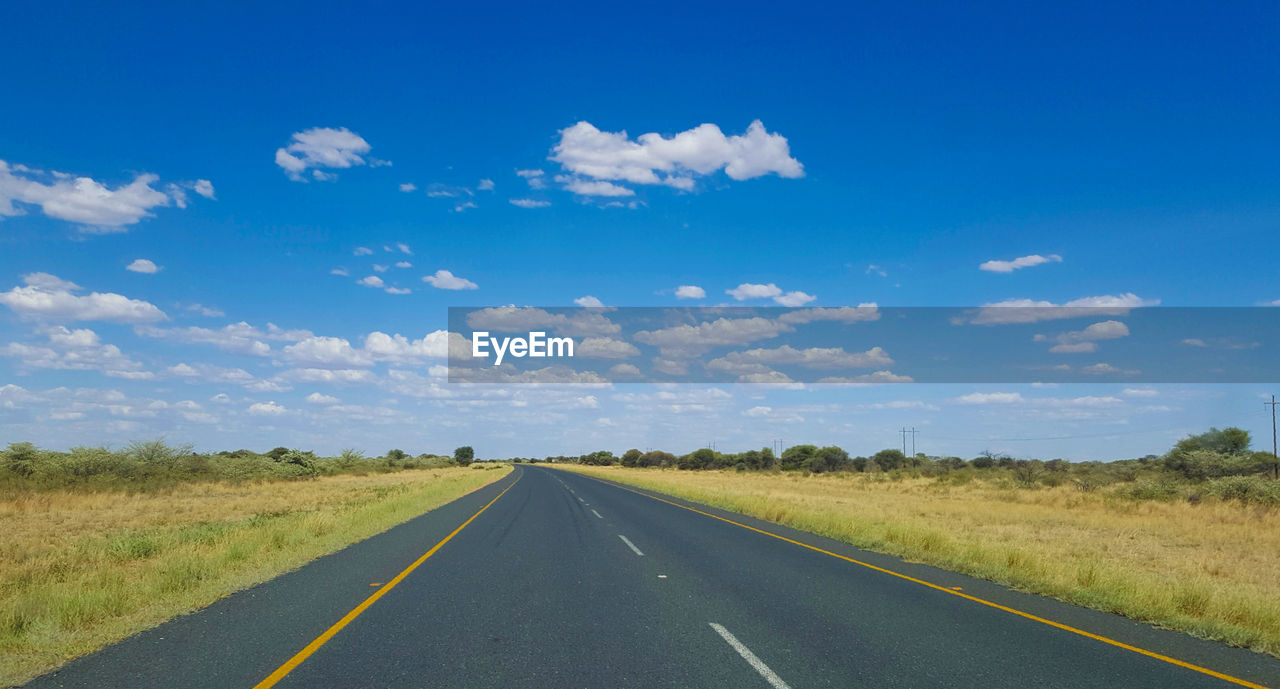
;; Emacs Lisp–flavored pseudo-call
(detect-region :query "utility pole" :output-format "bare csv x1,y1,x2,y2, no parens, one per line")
911,426,918,457
1267,395,1279,478
900,427,919,456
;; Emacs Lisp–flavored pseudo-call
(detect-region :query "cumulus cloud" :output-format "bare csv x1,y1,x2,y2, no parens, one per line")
634,317,792,358
1,326,150,379
247,401,287,415
675,285,705,299
478,178,495,191
0,273,166,323
549,120,803,197
126,259,160,274
354,246,374,256
466,307,620,338
708,345,893,372
0,160,208,231
357,275,385,288
608,363,642,378
725,282,816,306
956,392,1025,404
576,337,641,359
964,294,1159,325
282,336,373,368
275,127,379,182
574,295,604,308
305,392,339,405
726,283,783,300
510,198,550,208
1034,320,1130,354
134,321,284,356
423,270,478,290
777,305,880,324
399,183,417,193
979,254,1063,273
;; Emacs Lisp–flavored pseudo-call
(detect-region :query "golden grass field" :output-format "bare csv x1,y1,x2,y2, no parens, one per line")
558,465,1280,658
0,465,509,687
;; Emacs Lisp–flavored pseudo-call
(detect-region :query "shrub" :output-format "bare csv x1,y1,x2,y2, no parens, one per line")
454,446,474,467
4,442,40,476
1202,476,1280,505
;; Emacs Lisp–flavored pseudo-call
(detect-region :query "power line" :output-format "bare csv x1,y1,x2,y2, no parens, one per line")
928,425,1188,443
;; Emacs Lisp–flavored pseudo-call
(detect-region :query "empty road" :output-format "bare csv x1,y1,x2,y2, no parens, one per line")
25,465,1280,688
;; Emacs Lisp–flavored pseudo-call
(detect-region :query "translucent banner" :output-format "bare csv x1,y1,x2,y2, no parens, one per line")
446,306,1279,384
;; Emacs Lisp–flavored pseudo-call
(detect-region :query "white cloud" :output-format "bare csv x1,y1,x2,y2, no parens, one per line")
384,286,411,295
209,393,232,404
608,363,642,378
560,178,634,197
305,392,339,405
193,180,215,199
423,269,478,290
135,321,274,356
354,246,374,256
126,258,160,274
282,336,373,368
247,401,287,416
399,183,417,193
743,406,773,417
453,201,477,212
1,326,149,378
396,243,412,255
725,282,816,306
478,178,495,191
675,285,706,299
708,345,893,371
1034,320,1130,354
509,198,551,208
330,268,350,276
0,160,205,230
774,291,816,307
635,317,791,357
0,273,167,323
866,264,888,277
574,295,604,307
373,264,388,272
1123,388,1159,397
275,127,377,182
357,275,385,288
726,283,783,300
777,305,880,324
395,261,412,268
183,303,224,317
549,120,803,197
965,294,1159,325
576,337,641,359
956,392,1025,404
466,307,619,338
979,254,1063,273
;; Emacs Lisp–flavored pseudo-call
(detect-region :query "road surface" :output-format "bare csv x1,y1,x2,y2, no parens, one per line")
24,465,1280,688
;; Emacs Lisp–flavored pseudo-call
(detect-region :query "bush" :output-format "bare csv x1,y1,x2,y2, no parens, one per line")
4,442,40,476
1202,476,1280,505
454,446,474,467
1123,479,1184,501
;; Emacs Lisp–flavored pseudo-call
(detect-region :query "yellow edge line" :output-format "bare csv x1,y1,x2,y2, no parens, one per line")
569,470,1272,689
251,471,520,689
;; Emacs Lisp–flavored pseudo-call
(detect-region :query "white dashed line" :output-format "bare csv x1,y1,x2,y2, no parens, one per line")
591,509,603,519
617,534,644,556
709,623,792,689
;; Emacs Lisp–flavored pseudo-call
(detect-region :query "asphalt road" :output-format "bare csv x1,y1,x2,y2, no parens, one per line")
24,465,1280,689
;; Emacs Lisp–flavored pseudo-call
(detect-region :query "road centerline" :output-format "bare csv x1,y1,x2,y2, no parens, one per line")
591,508,603,519
709,623,793,689
617,534,644,556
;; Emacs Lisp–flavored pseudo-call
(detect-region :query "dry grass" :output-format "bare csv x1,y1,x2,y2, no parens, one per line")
559,465,1280,657
0,465,510,687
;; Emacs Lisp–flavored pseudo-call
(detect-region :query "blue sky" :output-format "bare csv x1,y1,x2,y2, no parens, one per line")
2,2,1278,459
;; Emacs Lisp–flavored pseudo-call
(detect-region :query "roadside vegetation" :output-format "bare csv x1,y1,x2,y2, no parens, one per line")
0,440,506,687
549,428,1280,657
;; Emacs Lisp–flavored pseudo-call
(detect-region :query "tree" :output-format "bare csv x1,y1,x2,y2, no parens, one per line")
872,448,907,471
386,449,408,461
679,448,717,470
266,446,290,461
806,446,850,473
1172,427,1251,456
454,446,474,466
621,448,642,467
4,442,39,476
780,444,817,471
